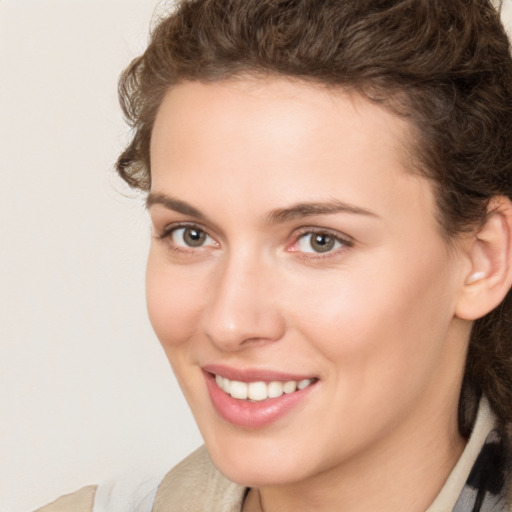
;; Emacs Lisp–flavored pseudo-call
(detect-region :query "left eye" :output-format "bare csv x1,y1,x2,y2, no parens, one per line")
296,232,344,254
170,226,215,248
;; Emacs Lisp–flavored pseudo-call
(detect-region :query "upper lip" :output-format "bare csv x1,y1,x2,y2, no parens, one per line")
202,363,318,383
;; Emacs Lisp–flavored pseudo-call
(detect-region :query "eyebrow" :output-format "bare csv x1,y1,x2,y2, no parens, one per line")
146,192,378,224
266,200,379,224
146,193,206,220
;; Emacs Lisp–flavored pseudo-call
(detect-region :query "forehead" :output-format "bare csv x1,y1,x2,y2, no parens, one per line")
151,77,412,166
150,77,435,227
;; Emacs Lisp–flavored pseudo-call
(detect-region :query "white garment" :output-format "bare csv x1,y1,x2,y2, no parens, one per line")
426,398,495,512
93,470,167,512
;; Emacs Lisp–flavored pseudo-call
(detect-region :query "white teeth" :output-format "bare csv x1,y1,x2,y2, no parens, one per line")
214,375,315,401
268,381,284,398
230,380,248,400
221,378,231,394
215,375,230,394
248,381,267,401
283,381,297,394
298,378,313,390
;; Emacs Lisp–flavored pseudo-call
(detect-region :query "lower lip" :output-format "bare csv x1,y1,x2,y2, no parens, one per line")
204,372,317,428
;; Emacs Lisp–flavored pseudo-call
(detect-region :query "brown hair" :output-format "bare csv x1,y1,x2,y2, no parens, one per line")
117,0,512,430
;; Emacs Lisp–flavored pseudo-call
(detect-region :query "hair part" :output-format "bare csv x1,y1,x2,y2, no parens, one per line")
117,0,512,428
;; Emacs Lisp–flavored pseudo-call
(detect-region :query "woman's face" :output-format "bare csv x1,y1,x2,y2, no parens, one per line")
147,78,470,487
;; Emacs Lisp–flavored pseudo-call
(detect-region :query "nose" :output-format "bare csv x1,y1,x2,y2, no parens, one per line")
201,252,286,351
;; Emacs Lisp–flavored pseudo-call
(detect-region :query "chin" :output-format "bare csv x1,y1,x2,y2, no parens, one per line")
203,432,317,487
213,455,306,488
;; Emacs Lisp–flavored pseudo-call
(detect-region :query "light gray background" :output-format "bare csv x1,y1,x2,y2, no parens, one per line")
1,1,511,511
0,2,202,511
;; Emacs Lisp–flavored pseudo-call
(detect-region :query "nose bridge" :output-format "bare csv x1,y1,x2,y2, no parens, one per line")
202,247,284,350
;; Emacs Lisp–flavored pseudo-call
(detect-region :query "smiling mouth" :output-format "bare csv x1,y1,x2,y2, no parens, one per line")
213,374,318,402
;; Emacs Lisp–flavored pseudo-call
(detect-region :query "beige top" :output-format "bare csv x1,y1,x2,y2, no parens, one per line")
35,486,96,512
34,398,503,512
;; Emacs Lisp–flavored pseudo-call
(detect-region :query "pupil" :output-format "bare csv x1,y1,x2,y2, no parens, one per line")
184,228,206,247
311,234,334,253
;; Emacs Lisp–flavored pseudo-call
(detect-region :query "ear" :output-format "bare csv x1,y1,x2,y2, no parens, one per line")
455,196,512,321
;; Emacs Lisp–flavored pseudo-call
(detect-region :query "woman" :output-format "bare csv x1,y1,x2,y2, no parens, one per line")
37,0,512,510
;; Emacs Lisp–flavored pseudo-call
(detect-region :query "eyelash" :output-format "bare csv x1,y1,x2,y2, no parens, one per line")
156,223,217,254
288,227,353,259
156,223,353,258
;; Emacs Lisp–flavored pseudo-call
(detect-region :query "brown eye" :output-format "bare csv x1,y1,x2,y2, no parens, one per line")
183,227,206,246
296,232,344,254
310,234,335,253
171,226,214,248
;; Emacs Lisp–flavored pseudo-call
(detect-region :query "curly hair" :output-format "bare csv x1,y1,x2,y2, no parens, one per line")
116,0,512,430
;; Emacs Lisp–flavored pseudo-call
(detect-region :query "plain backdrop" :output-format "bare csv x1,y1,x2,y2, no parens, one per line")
1,1,511,512
0,2,203,511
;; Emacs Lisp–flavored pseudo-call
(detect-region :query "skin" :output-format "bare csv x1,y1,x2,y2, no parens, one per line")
146,77,473,512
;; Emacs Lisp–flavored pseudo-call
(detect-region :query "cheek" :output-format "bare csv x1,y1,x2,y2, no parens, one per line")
145,254,205,350
287,246,457,380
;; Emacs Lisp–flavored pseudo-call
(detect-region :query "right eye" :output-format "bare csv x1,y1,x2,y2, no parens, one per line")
168,226,216,248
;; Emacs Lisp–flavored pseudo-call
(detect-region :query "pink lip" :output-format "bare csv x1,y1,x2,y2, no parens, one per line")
202,365,318,429
203,364,316,383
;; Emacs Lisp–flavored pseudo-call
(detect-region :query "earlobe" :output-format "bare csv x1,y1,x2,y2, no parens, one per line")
455,196,512,321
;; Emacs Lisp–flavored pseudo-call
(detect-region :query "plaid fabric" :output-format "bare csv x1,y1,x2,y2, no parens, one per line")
453,429,509,511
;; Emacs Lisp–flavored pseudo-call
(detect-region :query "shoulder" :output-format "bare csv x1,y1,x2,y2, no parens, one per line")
31,446,244,512
152,445,246,512
33,461,165,512
34,485,97,512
